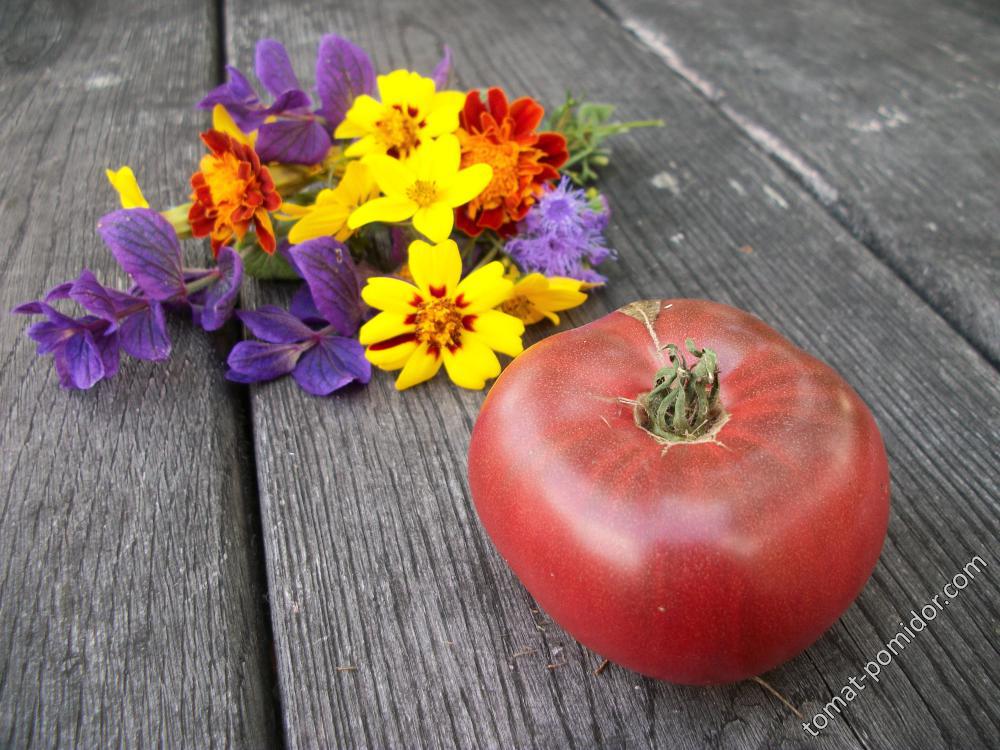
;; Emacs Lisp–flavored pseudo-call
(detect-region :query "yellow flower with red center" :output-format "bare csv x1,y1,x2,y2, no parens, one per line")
456,87,569,237
359,239,524,390
188,128,282,254
501,271,589,325
281,161,379,244
334,70,465,161
348,134,492,242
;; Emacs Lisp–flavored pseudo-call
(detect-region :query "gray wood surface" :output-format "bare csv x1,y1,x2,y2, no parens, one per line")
0,0,278,746
229,1,1000,749
599,0,1000,365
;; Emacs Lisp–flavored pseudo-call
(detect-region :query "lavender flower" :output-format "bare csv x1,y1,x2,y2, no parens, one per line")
226,238,370,395
504,176,614,283
13,209,243,390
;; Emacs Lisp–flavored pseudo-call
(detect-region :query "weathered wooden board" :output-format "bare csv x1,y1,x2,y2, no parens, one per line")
0,0,278,746
228,0,999,748
599,0,1000,365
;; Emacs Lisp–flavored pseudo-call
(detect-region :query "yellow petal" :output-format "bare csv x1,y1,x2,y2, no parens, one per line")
337,161,379,206
366,339,418,370
423,91,466,136
407,239,462,295
376,70,411,104
288,204,351,244
426,133,461,182
455,261,514,313
212,104,256,147
105,166,149,209
440,163,493,207
412,203,454,242
443,332,501,389
335,95,383,137
531,279,588,312
348,195,415,229
466,310,524,357
358,311,415,345
361,277,424,314
344,134,379,158
364,153,416,196
395,342,443,390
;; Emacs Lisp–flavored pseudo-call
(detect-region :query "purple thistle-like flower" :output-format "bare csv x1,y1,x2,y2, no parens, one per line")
14,209,244,390
504,176,615,283
226,238,370,396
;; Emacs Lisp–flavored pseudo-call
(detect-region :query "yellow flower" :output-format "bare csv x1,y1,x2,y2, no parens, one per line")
211,104,257,147
334,70,465,160
359,239,524,390
501,272,589,325
348,134,492,242
281,161,379,244
105,166,149,209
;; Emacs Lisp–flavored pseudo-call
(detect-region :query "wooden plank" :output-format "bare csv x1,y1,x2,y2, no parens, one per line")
598,0,1000,364
0,1,279,746
227,1,1000,747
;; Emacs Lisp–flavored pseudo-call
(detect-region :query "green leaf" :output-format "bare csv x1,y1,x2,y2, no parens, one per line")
242,245,300,281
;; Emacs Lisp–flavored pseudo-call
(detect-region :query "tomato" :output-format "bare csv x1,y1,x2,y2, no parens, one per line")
468,299,890,684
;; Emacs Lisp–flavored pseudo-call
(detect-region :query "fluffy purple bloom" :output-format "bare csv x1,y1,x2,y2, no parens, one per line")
14,209,244,389
199,36,378,165
226,238,370,395
504,177,614,283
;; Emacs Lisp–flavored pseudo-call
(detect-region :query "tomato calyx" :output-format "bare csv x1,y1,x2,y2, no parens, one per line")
634,338,727,443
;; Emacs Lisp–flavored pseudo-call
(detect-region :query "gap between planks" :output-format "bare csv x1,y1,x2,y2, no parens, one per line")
589,0,999,372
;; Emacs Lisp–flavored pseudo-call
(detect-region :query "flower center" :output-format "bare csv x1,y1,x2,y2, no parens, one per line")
460,133,521,211
375,104,424,159
201,152,249,207
500,294,534,321
406,180,440,207
414,298,464,351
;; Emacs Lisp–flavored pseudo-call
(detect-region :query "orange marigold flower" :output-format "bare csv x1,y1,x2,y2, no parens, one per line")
189,129,282,255
455,88,568,238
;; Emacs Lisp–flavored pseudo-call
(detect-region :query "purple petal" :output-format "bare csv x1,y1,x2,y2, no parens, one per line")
291,335,370,395
314,34,375,128
69,270,122,328
198,246,244,331
237,305,314,343
58,329,105,389
118,301,171,361
12,301,44,315
288,283,324,325
27,319,73,354
97,209,185,301
198,65,267,131
431,46,453,89
255,39,301,98
226,340,306,382
290,238,362,335
256,117,331,165
265,88,313,115
94,330,121,379
44,282,74,302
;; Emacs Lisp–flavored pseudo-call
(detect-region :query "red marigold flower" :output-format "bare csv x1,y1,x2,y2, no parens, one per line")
189,129,282,255
455,88,568,238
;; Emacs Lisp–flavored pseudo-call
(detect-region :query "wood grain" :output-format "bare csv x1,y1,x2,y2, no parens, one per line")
229,1,1000,748
599,0,1000,365
0,0,278,746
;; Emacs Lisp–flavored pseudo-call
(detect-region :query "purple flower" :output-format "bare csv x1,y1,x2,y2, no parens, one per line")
226,238,370,395
199,36,377,165
504,177,615,283
13,209,244,389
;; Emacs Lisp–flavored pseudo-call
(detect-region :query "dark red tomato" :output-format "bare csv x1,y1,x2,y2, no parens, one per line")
468,299,890,684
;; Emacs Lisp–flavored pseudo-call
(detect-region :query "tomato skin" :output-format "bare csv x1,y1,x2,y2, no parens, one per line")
468,299,890,685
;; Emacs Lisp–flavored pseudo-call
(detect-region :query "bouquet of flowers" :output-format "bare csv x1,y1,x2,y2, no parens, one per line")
14,36,660,394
